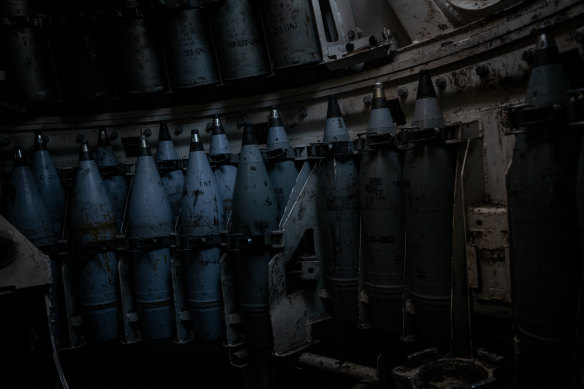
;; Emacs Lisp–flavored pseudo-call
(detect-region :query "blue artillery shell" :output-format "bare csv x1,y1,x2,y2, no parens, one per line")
110,15,167,94
126,136,174,339
156,122,184,223
96,129,129,233
318,96,359,322
230,124,279,347
31,132,66,237
210,0,270,81
3,24,58,101
358,83,404,332
266,107,299,220
181,130,225,340
163,8,219,89
210,116,237,224
69,142,120,342
404,70,454,349
261,0,322,70
508,30,580,373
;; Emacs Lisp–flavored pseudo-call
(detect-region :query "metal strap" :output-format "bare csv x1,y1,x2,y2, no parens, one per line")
156,159,186,173
356,132,396,151
208,153,239,166
309,141,356,159
124,235,173,253
396,127,441,146
226,233,271,252
98,165,127,178
503,103,565,134
261,148,297,161
73,238,121,256
173,234,222,251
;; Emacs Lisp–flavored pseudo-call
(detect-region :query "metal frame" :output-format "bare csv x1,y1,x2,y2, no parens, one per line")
0,214,51,294
268,161,330,357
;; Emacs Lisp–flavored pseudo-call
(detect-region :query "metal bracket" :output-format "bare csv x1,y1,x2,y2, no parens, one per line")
226,346,256,368
98,164,128,179
172,233,222,251
270,230,285,249
118,256,142,344
310,0,396,70
268,162,331,357
260,147,297,162
300,257,320,282
291,144,310,161
443,121,483,144
208,153,239,167
308,140,356,159
567,88,584,128
391,348,501,388
397,121,482,148
221,252,246,348
465,206,511,318
124,235,172,253
396,127,440,146
503,102,565,134
73,237,122,256
356,132,396,151
156,159,186,173
226,233,272,252
60,258,87,350
170,254,194,344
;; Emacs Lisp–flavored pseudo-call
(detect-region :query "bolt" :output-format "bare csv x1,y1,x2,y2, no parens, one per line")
346,42,354,53
475,64,489,78
174,125,183,135
298,108,308,119
363,95,372,106
348,30,356,40
142,128,152,137
397,87,408,98
435,77,447,90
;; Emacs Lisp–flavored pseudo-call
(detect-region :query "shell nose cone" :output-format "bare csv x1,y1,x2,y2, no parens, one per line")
33,131,48,150
269,107,284,128
13,145,26,165
79,141,92,161
98,128,110,146
190,129,204,151
531,27,561,67
138,135,152,156
326,95,342,118
242,123,257,145
158,121,172,141
139,135,149,149
373,82,384,99
535,26,557,51
212,115,224,135
416,69,437,99
371,83,389,109
191,129,201,143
